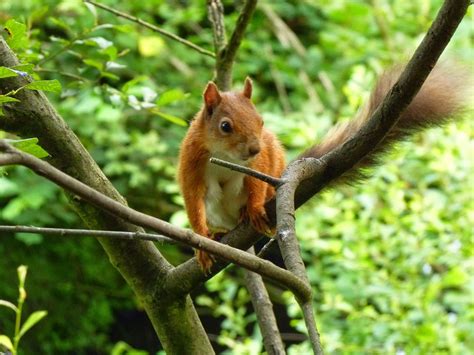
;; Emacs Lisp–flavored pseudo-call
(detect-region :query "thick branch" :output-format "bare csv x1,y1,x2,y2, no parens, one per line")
0,35,213,354
0,141,311,302
168,0,469,296
84,0,215,58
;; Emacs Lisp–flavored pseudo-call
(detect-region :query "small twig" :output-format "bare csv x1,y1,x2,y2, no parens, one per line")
210,157,285,187
84,0,215,58
244,247,285,354
257,238,279,260
0,140,311,302
0,225,180,245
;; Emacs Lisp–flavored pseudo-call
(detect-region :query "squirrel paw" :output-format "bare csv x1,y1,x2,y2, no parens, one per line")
241,205,273,236
196,249,215,274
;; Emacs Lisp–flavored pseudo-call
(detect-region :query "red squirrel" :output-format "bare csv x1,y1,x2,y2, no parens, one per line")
178,66,467,272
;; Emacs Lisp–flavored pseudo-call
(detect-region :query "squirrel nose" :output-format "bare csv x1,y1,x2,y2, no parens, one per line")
248,143,261,157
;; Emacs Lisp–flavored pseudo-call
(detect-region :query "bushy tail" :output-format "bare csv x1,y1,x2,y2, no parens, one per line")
300,64,470,183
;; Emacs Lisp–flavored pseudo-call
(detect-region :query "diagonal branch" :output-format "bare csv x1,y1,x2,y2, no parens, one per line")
0,141,312,303
84,0,215,58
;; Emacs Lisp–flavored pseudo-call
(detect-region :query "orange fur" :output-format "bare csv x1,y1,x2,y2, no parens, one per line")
178,78,285,272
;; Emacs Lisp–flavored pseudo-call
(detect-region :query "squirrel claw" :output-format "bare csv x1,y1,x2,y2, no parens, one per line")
196,249,215,274
244,206,274,237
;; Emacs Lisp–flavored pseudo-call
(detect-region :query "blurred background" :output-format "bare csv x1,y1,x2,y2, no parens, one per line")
0,0,472,353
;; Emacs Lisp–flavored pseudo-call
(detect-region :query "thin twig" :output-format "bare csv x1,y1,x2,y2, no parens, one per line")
0,140,311,302
244,247,285,354
210,157,285,187
84,0,215,58
0,225,180,245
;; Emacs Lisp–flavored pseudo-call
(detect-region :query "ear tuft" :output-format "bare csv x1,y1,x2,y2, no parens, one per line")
203,82,221,115
242,77,253,99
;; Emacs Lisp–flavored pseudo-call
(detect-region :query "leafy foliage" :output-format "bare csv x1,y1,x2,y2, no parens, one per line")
0,0,471,353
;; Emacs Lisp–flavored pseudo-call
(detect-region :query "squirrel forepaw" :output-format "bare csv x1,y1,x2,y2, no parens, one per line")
241,205,274,237
196,249,215,274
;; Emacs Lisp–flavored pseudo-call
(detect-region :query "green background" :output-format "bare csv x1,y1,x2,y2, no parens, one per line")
0,0,472,353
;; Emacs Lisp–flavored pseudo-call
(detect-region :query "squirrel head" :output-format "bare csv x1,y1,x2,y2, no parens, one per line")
202,77,263,164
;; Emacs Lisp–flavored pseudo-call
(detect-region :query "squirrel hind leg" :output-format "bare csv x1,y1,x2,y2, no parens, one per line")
196,249,215,274
195,230,228,274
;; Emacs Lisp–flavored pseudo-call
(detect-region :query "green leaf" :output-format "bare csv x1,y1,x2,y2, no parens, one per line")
25,80,62,94
156,89,186,106
8,138,49,158
0,66,19,79
12,64,35,74
0,299,18,313
152,110,187,126
83,59,104,71
17,310,48,340
0,335,13,351
5,19,28,50
0,95,20,104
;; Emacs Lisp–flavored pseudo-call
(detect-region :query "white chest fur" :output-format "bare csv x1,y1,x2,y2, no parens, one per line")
205,162,248,232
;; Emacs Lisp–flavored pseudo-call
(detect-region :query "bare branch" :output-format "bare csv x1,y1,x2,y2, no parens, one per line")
0,225,180,245
207,0,226,55
0,140,311,302
210,157,285,187
84,0,215,58
209,0,258,90
276,158,324,355
244,247,285,354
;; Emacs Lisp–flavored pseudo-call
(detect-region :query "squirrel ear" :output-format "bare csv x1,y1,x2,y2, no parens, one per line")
242,77,253,99
203,82,221,115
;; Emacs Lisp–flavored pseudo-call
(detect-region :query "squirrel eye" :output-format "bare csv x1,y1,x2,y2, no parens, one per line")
220,120,233,134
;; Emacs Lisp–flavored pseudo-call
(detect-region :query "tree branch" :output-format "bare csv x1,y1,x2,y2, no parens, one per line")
276,158,325,354
207,0,226,56
0,225,180,245
210,157,285,187
84,0,215,58
244,247,285,355
209,0,258,90
0,140,312,303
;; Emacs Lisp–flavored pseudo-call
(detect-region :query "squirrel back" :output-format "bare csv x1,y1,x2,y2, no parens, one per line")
300,65,470,183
